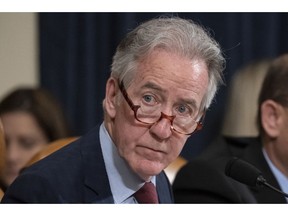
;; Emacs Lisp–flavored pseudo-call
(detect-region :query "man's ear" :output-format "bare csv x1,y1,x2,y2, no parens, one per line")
261,100,281,138
104,77,118,118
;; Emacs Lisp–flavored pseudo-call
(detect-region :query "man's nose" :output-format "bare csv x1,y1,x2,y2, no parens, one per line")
149,112,174,140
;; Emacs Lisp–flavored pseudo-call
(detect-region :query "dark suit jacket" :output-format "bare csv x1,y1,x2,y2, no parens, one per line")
1,125,173,203
173,136,287,203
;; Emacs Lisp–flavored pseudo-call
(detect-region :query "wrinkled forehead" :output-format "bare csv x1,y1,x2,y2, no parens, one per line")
133,49,208,91
127,49,209,109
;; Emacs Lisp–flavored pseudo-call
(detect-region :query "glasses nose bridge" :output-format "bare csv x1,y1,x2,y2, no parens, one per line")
157,112,176,124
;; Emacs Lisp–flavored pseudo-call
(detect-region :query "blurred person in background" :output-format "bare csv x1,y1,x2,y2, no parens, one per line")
0,87,71,191
0,119,5,200
173,54,288,203
222,59,271,137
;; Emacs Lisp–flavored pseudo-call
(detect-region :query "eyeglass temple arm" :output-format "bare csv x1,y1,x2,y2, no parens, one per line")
196,109,207,130
119,81,141,111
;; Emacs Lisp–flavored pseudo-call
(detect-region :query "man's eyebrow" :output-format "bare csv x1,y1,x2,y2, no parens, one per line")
141,82,166,92
180,98,198,110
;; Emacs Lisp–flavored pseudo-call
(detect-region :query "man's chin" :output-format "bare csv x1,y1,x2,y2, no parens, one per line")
136,161,164,179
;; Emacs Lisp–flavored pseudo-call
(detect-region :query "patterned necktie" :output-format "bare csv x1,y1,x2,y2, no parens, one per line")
134,182,159,204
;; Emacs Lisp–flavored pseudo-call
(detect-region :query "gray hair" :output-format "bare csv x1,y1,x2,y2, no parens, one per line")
111,16,225,110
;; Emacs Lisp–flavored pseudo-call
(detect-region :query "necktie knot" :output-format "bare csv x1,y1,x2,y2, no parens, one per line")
134,182,159,204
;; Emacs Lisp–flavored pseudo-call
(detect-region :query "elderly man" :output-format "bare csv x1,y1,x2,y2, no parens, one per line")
2,17,224,203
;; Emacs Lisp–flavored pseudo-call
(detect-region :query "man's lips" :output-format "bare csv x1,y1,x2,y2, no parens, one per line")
137,145,166,160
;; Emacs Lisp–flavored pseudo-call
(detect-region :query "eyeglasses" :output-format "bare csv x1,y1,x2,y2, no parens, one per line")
119,81,205,135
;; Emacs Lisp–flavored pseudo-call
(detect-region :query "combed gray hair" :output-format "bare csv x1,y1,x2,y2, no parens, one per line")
111,16,225,110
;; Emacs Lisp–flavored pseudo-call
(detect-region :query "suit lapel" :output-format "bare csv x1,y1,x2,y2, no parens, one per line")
79,126,114,203
78,125,173,204
156,172,174,203
242,139,287,203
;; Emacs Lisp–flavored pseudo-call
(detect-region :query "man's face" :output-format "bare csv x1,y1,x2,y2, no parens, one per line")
106,49,209,181
262,100,288,176
271,105,288,175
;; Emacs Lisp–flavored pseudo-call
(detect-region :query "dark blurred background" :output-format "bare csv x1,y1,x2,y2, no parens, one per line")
39,12,288,160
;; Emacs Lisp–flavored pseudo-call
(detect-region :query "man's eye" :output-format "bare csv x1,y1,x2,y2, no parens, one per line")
178,105,187,113
142,95,157,105
176,104,193,116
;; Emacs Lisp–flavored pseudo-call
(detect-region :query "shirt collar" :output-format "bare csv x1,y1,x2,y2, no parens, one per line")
262,148,288,202
99,123,156,203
